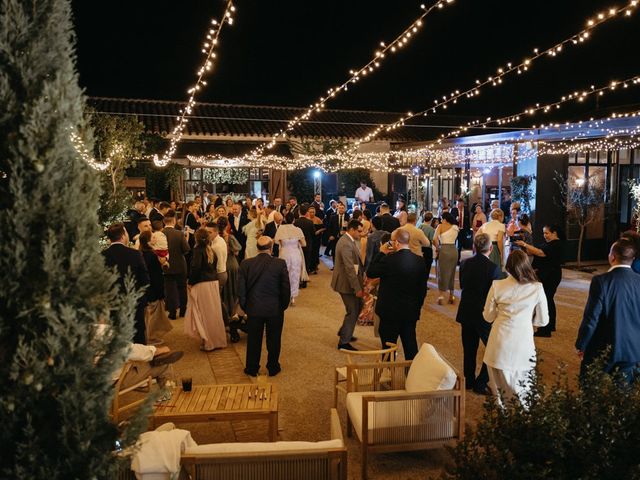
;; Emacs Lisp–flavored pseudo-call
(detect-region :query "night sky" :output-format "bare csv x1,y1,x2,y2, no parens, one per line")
72,0,640,135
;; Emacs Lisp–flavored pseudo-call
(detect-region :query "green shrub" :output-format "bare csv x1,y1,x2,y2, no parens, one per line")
446,359,640,480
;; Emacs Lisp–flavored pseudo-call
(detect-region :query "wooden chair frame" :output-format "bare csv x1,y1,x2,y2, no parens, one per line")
111,361,153,424
333,342,398,407
344,359,465,480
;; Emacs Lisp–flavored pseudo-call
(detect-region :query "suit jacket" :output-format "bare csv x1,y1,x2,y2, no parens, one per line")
328,212,350,239
367,249,427,321
576,267,640,365
228,212,249,247
238,253,291,317
294,216,315,250
263,221,280,257
149,209,164,224
456,254,501,325
483,275,549,371
311,201,325,220
103,243,150,297
162,226,190,276
378,213,400,233
331,234,364,294
451,207,471,230
289,204,300,219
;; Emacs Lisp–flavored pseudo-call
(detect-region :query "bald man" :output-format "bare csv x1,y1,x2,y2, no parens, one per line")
238,236,291,376
366,229,427,360
263,212,283,257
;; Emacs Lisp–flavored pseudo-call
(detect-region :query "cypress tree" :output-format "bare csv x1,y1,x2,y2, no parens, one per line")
0,0,145,477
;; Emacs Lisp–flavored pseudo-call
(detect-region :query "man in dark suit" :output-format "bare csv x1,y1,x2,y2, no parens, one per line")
288,196,300,219
294,204,316,278
239,236,291,377
456,233,501,394
150,201,170,223
367,229,427,360
311,194,325,221
451,199,471,261
377,203,400,233
327,202,350,261
263,211,283,257
162,210,190,319
323,200,338,256
103,222,150,344
228,202,249,260
576,239,640,383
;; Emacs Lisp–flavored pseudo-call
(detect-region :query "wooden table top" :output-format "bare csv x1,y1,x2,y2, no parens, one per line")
154,383,278,418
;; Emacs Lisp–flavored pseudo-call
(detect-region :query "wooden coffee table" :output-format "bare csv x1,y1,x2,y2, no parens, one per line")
152,383,279,441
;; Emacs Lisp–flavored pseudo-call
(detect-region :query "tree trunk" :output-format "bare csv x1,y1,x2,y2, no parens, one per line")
577,224,585,268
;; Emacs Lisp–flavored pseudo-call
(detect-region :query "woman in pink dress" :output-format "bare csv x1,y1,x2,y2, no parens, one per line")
184,229,227,351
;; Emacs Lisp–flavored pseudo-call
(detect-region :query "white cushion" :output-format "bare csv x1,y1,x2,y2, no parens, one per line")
346,391,455,444
405,343,456,392
185,439,343,455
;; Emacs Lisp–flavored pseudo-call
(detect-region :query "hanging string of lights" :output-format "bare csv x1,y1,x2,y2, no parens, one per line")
251,0,457,157
153,0,236,167
348,0,640,150
70,130,110,171
440,75,640,140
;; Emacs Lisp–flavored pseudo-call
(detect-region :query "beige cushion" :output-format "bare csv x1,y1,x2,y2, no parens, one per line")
346,391,455,445
405,343,456,392
185,439,344,455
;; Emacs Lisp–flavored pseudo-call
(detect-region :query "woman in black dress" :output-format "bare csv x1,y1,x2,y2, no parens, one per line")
516,224,564,337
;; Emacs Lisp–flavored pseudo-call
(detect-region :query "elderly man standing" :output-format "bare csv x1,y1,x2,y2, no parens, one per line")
367,229,427,360
398,212,431,257
331,220,364,351
239,236,291,377
576,239,640,383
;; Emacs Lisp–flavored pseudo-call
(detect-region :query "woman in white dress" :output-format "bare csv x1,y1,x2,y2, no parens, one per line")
483,250,549,406
242,207,264,259
478,208,506,269
274,215,306,305
433,212,459,305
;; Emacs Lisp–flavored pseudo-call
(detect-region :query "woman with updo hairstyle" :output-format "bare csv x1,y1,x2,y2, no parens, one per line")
184,228,227,351
433,212,459,304
478,208,506,270
482,250,549,406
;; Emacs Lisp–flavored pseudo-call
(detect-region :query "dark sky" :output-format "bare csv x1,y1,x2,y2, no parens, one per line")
72,0,640,130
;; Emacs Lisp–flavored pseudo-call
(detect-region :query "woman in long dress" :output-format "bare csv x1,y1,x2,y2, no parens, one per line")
242,207,263,259
217,216,241,323
471,204,487,238
478,208,506,269
433,212,459,305
184,228,227,351
483,250,549,406
274,216,306,306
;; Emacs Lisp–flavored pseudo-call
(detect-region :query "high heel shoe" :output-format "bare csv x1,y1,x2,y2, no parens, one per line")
448,295,455,304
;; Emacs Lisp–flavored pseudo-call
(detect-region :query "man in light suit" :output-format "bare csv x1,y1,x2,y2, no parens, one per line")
331,219,364,350
366,229,427,360
456,233,501,394
576,239,640,383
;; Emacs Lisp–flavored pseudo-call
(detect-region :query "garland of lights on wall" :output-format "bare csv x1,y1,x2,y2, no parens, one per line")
252,0,458,156
153,0,236,167
347,0,640,150
202,167,249,184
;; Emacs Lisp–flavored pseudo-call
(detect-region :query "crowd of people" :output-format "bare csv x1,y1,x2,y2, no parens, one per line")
105,185,640,400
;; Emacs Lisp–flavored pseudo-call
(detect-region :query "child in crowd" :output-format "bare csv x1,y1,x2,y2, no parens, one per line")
150,220,169,269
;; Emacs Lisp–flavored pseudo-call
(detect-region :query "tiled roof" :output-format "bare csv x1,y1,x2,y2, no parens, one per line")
88,97,459,142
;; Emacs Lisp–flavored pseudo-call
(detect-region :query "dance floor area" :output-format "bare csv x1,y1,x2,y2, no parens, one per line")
162,255,597,479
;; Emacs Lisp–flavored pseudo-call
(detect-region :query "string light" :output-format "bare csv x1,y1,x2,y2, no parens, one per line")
70,130,110,171
442,75,640,140
153,0,236,167
251,0,457,156
348,0,640,149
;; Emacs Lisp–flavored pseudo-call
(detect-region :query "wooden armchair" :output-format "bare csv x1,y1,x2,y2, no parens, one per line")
344,359,465,480
111,361,153,424
334,342,398,407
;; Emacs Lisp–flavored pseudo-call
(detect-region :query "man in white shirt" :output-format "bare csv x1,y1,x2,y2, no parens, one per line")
354,181,374,204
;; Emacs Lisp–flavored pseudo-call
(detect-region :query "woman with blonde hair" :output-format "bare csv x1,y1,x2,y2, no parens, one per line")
483,250,549,406
478,208,506,269
242,207,264,259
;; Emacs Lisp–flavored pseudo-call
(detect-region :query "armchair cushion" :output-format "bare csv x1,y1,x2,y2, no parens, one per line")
185,439,344,455
405,343,456,392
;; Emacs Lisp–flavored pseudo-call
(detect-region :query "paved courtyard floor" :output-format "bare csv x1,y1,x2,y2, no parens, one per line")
161,252,595,479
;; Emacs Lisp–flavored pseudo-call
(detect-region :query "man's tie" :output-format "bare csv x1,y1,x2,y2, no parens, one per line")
459,211,463,228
